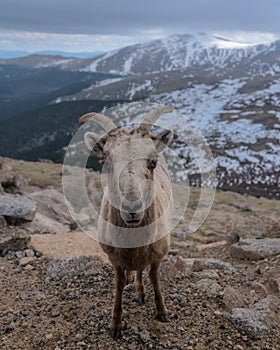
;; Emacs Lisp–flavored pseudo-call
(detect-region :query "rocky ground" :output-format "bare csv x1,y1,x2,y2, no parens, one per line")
0,157,280,350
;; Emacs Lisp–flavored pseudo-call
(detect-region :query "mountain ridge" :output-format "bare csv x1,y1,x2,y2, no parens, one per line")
73,33,279,75
1,33,279,75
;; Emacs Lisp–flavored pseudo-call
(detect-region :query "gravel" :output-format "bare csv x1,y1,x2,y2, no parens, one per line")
0,238,280,349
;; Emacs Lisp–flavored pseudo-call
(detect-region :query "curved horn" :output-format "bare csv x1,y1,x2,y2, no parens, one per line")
79,112,117,133
139,106,173,132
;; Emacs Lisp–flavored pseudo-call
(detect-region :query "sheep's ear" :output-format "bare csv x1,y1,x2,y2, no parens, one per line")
84,132,106,157
153,129,173,152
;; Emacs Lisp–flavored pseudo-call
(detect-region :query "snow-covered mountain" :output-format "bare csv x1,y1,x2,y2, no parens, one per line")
1,33,279,198
56,73,280,199
74,33,280,75
2,33,280,75
51,34,280,199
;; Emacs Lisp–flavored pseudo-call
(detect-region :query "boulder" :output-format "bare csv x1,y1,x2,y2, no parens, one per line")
22,213,70,234
229,296,280,339
230,238,280,260
0,169,27,194
175,256,237,274
27,189,77,230
0,195,36,223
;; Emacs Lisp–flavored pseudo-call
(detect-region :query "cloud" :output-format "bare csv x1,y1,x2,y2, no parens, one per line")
0,0,279,52
0,30,166,52
1,0,280,35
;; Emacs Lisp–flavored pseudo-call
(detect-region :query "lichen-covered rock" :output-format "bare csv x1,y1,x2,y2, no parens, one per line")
230,238,280,260
229,296,280,339
0,195,36,223
175,256,237,274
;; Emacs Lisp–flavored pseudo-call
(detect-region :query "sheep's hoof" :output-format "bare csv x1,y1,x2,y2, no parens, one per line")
156,313,169,322
133,295,145,304
110,329,122,340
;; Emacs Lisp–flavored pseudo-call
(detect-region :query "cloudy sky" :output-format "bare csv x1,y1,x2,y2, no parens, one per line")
1,0,280,53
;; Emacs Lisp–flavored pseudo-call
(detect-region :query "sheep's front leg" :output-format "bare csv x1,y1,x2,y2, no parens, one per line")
149,262,168,322
110,266,126,339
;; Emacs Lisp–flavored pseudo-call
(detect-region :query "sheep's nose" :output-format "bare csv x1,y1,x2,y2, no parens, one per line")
121,200,142,215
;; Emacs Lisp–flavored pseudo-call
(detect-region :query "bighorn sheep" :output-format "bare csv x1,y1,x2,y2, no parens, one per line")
80,106,173,339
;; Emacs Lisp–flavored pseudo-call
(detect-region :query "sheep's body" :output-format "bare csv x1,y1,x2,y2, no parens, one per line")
80,106,173,339
100,237,170,271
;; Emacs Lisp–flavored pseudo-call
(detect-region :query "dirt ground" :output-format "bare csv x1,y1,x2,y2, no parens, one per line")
0,158,279,349
1,234,280,350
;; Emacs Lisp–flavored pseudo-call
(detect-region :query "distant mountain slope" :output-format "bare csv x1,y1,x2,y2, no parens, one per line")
0,64,119,120
0,100,125,163
35,50,104,59
0,54,75,68
68,34,280,75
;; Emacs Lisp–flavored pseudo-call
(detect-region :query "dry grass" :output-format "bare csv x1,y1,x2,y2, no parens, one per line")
2,157,63,189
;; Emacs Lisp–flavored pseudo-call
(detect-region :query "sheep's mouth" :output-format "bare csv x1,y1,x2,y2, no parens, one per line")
126,219,141,225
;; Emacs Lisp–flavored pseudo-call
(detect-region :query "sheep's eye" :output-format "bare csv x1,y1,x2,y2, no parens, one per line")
99,155,107,165
101,156,113,172
148,159,157,171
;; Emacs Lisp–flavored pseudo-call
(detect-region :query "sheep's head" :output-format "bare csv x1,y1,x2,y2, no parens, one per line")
80,106,173,227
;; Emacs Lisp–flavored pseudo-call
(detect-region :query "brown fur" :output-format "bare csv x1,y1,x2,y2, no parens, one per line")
85,126,173,339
